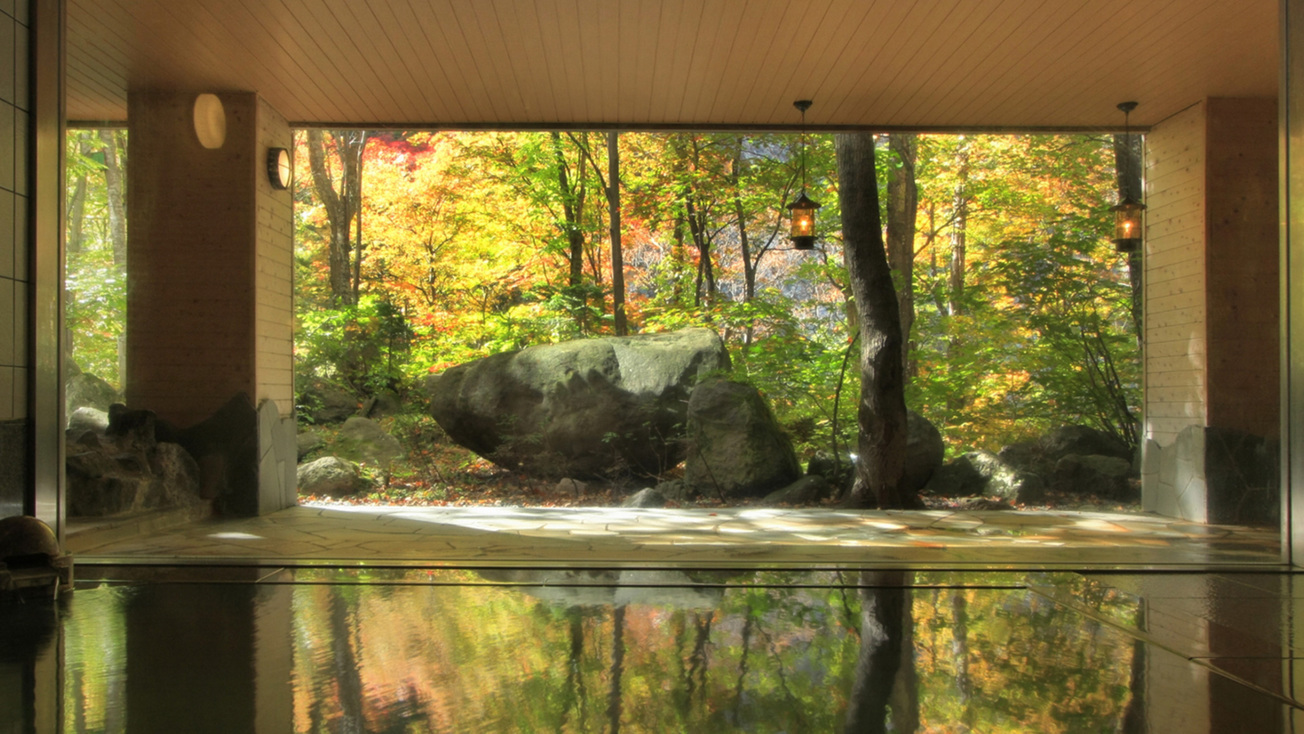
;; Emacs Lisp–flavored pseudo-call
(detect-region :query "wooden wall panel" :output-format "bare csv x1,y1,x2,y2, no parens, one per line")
255,97,294,417
1144,101,1207,445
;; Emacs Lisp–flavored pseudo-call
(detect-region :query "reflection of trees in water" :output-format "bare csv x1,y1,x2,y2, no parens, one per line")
268,570,1141,732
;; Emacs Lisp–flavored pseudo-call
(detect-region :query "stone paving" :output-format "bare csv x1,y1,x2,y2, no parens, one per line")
66,504,1284,567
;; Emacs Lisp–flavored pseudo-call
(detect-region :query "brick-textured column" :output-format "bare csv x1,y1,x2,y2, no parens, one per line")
126,91,296,515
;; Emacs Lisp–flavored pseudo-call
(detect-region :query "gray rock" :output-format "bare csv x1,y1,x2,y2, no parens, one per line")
66,373,119,416
685,379,801,500
300,379,358,424
904,411,945,491
655,478,693,502
622,487,667,508
66,410,204,518
1053,454,1136,501
763,474,832,506
922,456,986,498
924,451,1045,504
557,478,588,497
968,450,1046,504
806,453,853,490
67,407,109,435
427,327,730,479
296,430,326,461
362,389,403,418
297,456,370,498
334,417,404,469
1041,425,1131,463
954,496,1015,511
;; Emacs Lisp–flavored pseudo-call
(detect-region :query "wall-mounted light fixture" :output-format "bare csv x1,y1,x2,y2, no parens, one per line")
786,99,820,251
192,93,226,150
1111,100,1145,254
267,147,291,190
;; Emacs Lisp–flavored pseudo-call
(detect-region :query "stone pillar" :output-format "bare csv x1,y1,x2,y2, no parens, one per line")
126,91,296,515
1283,0,1304,566
1142,98,1281,525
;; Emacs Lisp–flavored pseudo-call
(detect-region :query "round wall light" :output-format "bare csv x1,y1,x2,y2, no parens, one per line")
193,93,226,149
267,147,291,190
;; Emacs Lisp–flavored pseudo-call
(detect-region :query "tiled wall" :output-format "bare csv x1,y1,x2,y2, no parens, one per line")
0,0,30,518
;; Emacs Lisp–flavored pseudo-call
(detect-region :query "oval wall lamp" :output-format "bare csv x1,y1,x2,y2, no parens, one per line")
267,147,292,190
192,93,226,149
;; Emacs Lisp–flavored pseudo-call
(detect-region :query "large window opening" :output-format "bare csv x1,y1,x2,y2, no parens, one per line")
289,129,1150,517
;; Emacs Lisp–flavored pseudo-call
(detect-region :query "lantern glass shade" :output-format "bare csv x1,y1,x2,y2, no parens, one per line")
1111,197,1145,251
787,191,821,250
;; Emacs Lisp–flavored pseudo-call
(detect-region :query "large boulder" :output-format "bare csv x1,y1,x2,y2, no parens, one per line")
426,328,730,478
298,378,359,425
66,373,119,418
1053,454,1136,501
66,408,204,517
297,456,369,498
1040,425,1132,463
904,411,945,491
923,451,1045,504
333,417,404,469
684,379,801,499
968,450,1046,504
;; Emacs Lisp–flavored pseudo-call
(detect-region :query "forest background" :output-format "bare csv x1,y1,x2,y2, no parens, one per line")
64,127,1141,488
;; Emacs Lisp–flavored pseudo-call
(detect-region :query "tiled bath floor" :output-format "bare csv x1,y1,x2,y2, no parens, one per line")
66,504,1282,567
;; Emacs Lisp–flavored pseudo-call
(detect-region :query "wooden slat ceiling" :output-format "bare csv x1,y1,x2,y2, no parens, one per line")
66,0,1279,130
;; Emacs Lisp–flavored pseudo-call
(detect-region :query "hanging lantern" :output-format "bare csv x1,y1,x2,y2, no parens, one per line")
1111,196,1145,253
787,190,821,250
1111,101,1145,254
787,99,820,251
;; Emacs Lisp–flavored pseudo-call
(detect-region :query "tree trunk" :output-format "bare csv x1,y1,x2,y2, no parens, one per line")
608,131,628,335
66,134,91,257
842,570,909,734
886,133,919,377
1114,131,1145,346
350,132,368,302
948,144,969,317
734,137,756,303
99,129,128,268
836,133,916,509
307,129,366,306
551,130,586,288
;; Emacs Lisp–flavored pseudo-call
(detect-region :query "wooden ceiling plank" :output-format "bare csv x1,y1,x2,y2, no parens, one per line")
320,0,412,120
963,0,1164,126
761,0,841,122
277,0,393,122
670,0,711,124
621,0,658,123
822,1,948,124
465,1,535,123
187,0,331,123
355,2,441,120
699,0,757,123
795,0,878,117
491,0,559,123
849,0,969,124
886,0,1012,125
404,0,484,123
722,1,803,126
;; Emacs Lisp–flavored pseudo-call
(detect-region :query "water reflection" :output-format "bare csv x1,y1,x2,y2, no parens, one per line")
32,570,1288,732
